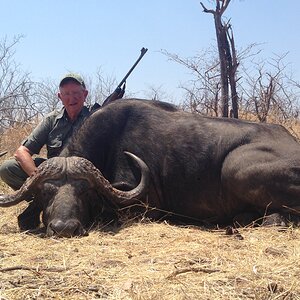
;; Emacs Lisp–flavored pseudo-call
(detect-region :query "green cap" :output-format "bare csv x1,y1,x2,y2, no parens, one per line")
59,73,86,88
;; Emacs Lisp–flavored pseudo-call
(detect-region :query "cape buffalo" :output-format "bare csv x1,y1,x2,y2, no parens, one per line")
1,99,300,237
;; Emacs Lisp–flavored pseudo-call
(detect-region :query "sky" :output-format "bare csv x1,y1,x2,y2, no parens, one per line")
1,0,300,102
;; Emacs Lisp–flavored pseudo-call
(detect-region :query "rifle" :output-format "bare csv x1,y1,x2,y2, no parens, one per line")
102,47,148,106
0,151,7,158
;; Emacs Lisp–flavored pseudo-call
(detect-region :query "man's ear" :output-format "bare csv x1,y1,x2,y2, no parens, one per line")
58,92,62,100
84,90,88,99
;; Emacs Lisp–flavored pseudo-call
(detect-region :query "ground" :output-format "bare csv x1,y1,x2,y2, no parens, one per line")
0,201,300,299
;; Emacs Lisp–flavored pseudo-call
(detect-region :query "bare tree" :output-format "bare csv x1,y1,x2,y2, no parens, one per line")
240,53,299,123
33,79,61,114
161,48,222,116
161,0,240,117
85,68,119,106
162,1,300,126
141,84,169,101
200,0,239,118
0,36,37,130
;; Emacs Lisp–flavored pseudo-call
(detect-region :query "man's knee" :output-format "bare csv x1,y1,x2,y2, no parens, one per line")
0,157,46,190
0,158,28,190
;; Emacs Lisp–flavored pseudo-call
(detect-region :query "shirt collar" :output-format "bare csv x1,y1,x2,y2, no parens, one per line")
56,106,90,121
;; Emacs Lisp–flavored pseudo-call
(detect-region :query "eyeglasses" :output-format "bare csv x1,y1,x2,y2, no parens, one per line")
60,90,85,97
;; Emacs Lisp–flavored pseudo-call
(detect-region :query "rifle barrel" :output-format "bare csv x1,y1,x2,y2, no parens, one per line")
0,151,8,157
117,47,148,88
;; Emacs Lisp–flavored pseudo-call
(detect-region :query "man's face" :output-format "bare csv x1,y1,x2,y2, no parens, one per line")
58,81,88,121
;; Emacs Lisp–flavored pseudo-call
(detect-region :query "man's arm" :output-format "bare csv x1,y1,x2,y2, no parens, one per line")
14,145,37,176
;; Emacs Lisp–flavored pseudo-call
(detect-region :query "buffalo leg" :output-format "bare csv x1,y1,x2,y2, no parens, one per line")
221,144,300,220
18,202,42,231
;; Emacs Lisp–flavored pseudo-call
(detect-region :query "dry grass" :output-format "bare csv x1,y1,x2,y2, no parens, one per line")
0,200,300,299
240,113,300,140
0,124,35,158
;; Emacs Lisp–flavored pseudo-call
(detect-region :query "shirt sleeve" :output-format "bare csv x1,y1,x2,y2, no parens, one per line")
22,115,53,155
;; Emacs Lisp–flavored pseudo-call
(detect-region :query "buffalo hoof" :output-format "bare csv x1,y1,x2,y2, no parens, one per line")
261,213,287,227
18,202,41,231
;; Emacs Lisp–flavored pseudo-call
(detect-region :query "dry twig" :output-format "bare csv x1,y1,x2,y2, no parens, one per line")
0,265,68,273
167,266,220,279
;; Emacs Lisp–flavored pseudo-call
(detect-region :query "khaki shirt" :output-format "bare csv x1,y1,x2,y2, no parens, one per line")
22,106,92,158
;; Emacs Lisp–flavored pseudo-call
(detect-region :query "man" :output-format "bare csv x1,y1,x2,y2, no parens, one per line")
0,73,124,229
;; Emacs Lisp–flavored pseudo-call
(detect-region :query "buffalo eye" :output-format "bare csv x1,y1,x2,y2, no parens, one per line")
40,182,58,200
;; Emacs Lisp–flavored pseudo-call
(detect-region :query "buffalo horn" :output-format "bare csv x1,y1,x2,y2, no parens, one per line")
0,158,67,207
0,154,150,208
72,152,150,206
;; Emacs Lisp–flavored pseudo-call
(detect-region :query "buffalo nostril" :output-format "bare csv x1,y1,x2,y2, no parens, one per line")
47,219,86,237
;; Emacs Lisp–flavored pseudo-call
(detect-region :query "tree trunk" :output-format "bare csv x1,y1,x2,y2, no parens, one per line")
227,27,239,118
201,0,239,118
213,12,229,117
